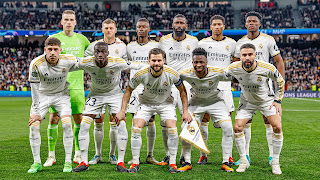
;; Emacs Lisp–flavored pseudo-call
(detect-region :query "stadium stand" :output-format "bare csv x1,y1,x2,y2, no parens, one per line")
300,5,320,28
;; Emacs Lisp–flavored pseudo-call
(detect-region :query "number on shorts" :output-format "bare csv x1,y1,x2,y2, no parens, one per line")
85,97,97,106
129,96,136,105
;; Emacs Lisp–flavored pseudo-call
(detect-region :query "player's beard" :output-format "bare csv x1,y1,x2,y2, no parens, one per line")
151,65,163,73
174,28,185,37
244,60,254,69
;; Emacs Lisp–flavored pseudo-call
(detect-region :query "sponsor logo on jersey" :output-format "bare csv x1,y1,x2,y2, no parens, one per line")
187,125,195,135
115,49,119,54
163,81,168,86
257,76,262,82
209,80,213,86
62,68,66,73
186,45,191,51
259,43,263,49
226,46,229,51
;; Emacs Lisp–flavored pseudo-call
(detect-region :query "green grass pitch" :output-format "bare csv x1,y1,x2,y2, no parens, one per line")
0,97,319,179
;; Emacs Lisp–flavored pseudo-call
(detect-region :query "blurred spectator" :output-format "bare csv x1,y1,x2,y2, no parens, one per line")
300,5,320,28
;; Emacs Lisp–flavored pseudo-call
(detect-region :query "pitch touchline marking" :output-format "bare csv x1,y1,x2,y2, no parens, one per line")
283,109,320,112
291,98,320,102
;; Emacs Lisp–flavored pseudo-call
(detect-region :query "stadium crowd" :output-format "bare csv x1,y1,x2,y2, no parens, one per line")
241,5,296,29
1,38,319,92
300,5,320,28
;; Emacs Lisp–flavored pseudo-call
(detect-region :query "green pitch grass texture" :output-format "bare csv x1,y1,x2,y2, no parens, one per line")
0,97,319,179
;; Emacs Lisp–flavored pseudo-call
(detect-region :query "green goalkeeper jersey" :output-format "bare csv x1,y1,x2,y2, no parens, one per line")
51,32,90,90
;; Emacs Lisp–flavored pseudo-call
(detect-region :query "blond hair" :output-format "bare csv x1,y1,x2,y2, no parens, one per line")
102,18,116,27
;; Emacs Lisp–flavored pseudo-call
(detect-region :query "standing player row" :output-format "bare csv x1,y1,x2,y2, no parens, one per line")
27,10,285,175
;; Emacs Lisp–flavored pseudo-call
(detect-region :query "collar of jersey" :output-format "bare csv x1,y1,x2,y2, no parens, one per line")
241,60,258,73
60,31,76,38
102,39,116,46
194,67,209,79
45,55,60,66
172,33,187,42
211,36,226,42
137,40,149,46
246,32,261,41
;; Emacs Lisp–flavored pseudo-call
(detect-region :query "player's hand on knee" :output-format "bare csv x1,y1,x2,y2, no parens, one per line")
29,114,42,126
270,101,282,116
182,112,192,124
115,112,126,125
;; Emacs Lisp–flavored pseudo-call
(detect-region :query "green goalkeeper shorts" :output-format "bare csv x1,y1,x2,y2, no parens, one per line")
49,89,85,115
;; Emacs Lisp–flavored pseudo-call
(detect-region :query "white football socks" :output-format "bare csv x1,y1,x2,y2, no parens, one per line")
131,127,142,164
162,127,170,156
234,131,246,159
94,122,104,156
29,121,41,164
117,121,128,163
265,124,274,157
146,121,156,156
167,128,179,165
272,132,283,163
244,123,252,156
200,122,209,157
61,117,73,163
109,122,118,156
78,116,93,164
220,120,234,163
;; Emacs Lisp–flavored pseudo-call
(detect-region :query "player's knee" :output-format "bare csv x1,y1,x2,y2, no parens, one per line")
202,113,210,122
61,117,72,128
49,114,59,124
131,126,142,134
167,127,178,135
221,121,233,136
272,124,282,133
73,114,82,124
234,123,244,133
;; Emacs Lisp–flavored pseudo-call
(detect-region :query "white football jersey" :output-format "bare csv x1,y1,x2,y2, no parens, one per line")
127,40,159,79
180,66,228,101
225,60,285,104
84,39,127,59
29,54,77,95
198,36,236,90
159,33,198,72
129,65,182,104
75,56,146,96
234,32,280,62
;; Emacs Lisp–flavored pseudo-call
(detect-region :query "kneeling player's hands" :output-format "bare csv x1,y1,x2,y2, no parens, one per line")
29,114,42,126
270,101,282,116
182,112,193,124
115,111,126,126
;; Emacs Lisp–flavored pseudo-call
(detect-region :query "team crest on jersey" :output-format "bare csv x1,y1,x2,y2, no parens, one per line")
209,80,213,86
115,49,119,54
186,45,191,51
257,76,262,82
163,81,168,86
226,46,229,51
187,125,195,135
259,44,263,49
110,70,114,75
62,68,66,73
32,72,38,77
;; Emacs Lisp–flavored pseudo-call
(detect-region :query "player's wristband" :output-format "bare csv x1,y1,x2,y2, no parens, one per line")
274,100,281,104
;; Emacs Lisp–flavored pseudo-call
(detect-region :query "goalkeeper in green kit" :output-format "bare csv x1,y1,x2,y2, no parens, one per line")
44,10,90,169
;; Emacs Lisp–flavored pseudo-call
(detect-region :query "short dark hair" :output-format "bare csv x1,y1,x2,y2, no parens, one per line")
240,43,256,51
174,14,187,23
192,48,207,58
94,41,108,49
245,11,262,22
210,15,225,25
137,17,149,25
149,48,166,59
45,37,61,47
